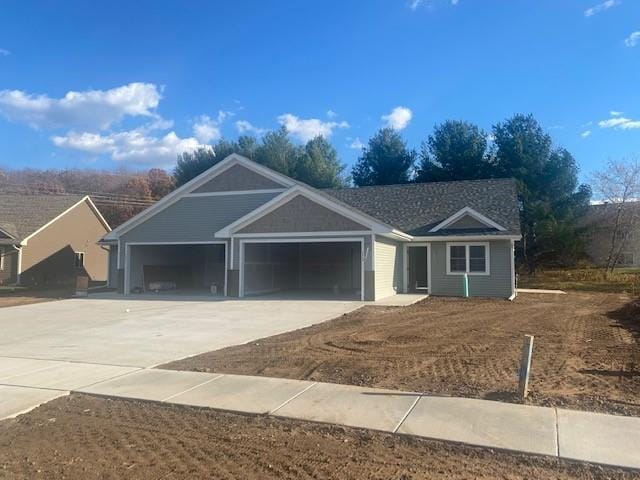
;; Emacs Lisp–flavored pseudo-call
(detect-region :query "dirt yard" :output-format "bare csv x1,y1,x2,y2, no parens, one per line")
165,292,640,417
0,288,72,308
0,394,634,480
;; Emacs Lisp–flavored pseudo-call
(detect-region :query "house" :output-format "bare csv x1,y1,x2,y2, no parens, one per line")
581,202,640,267
100,154,521,300
0,194,111,286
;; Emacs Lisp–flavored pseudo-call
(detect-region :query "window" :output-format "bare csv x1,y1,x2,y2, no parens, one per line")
446,243,489,275
74,252,85,268
449,245,466,273
0,247,4,270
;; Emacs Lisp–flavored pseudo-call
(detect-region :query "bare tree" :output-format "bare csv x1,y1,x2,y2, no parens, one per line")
591,157,640,273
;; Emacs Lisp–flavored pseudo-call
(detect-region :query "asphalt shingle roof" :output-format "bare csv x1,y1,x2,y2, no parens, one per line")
0,194,86,242
323,178,521,236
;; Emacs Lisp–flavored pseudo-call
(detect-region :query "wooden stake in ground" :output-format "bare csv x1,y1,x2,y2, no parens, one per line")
518,335,534,399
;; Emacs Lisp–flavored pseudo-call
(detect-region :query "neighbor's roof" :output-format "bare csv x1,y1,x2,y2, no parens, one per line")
0,193,87,242
579,201,640,227
324,178,521,237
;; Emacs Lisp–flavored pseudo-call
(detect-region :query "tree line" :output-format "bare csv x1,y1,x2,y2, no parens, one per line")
0,167,174,227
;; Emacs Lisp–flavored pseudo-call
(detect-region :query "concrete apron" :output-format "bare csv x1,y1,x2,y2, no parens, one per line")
69,367,640,471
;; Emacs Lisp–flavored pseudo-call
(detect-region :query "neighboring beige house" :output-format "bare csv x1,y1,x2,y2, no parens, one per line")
582,202,640,267
100,154,522,300
0,194,111,286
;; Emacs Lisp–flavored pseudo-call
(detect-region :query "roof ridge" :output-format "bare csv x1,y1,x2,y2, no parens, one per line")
322,177,515,192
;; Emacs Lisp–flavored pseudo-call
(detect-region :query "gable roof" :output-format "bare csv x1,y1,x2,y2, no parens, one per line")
0,194,110,243
215,185,407,238
102,153,296,241
324,178,521,237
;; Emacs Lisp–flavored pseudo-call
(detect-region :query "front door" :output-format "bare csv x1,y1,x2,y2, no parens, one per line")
407,246,428,292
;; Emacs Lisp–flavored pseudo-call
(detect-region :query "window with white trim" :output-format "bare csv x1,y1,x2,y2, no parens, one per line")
446,242,490,275
0,247,4,270
74,252,85,268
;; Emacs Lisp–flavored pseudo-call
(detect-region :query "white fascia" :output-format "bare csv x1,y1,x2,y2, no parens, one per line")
429,206,507,233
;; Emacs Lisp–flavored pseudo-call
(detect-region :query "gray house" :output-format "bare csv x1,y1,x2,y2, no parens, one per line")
100,154,521,300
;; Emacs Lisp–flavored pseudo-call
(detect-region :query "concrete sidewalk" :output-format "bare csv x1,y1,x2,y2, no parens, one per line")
72,368,640,470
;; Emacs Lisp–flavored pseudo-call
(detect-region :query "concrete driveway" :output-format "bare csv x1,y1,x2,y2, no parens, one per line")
0,295,362,367
0,294,361,419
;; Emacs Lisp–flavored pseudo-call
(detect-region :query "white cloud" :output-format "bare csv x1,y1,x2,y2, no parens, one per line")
625,31,640,47
610,110,623,116
326,109,337,119
408,0,423,10
581,130,592,138
277,113,349,142
235,120,267,136
349,137,365,150
192,110,233,143
0,49,10,57
381,106,413,130
451,0,459,4
52,127,208,167
193,115,221,143
584,0,619,17
598,112,640,130
0,82,161,130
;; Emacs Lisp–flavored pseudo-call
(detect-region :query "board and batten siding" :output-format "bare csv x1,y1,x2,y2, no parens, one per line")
374,236,402,300
118,192,279,265
429,240,513,298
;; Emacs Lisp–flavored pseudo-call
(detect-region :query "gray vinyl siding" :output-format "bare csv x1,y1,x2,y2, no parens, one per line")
191,164,285,193
374,236,402,300
430,240,513,298
447,215,489,229
107,245,118,288
119,192,278,265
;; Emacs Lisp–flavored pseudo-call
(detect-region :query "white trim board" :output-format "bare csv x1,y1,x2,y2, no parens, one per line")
238,237,365,301
103,154,296,241
233,230,373,238
185,188,286,198
430,206,506,233
412,234,521,242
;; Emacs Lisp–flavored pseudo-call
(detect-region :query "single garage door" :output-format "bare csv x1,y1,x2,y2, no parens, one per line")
241,241,362,300
128,243,226,294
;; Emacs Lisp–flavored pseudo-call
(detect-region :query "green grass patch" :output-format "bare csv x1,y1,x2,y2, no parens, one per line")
518,267,640,294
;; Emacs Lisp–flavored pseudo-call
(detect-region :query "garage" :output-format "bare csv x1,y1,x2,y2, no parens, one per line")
126,243,226,295
239,240,363,300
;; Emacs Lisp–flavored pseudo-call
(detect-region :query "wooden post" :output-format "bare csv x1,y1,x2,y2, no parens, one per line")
518,335,534,399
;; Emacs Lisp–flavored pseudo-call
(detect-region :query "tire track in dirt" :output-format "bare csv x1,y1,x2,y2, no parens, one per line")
164,292,640,416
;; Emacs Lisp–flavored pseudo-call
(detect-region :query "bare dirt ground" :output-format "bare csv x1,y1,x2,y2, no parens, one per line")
165,292,640,417
0,288,72,308
0,394,634,480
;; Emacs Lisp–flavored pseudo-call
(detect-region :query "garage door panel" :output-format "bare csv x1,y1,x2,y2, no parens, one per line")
242,242,362,298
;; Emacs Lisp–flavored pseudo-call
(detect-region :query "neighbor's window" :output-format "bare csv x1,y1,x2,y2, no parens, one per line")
74,252,85,268
446,243,489,275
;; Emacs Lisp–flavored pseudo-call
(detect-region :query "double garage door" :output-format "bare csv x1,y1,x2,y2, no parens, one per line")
241,241,363,300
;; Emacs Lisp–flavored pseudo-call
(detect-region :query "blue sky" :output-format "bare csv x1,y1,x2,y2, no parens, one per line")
0,0,638,183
